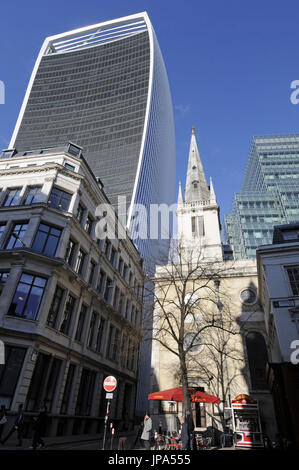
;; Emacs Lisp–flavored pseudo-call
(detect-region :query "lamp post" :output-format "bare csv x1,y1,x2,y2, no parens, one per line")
214,279,231,408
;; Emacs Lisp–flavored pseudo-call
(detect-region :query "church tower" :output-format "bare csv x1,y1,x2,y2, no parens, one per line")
177,128,223,262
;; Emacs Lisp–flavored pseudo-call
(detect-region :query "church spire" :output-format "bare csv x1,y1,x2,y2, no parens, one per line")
184,128,210,203
177,181,183,204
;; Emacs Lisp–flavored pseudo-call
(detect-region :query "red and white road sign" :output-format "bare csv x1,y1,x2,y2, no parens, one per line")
103,375,117,392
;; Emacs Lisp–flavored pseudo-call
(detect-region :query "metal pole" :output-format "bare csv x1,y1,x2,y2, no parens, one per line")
102,399,110,450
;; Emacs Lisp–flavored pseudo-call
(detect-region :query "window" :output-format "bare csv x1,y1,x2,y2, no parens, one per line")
97,269,106,295
75,249,86,275
48,187,72,211
95,318,106,353
110,247,117,267
0,223,6,241
5,222,28,249
85,215,93,235
123,264,129,282
60,363,76,415
104,239,111,258
8,273,47,320
64,162,75,171
75,369,96,416
47,285,64,328
89,260,96,285
0,345,26,408
119,294,125,316
26,353,62,412
104,278,113,303
0,149,16,159
87,312,97,348
23,186,42,205
32,223,62,256
286,266,299,295
75,304,87,342
107,325,120,361
76,203,85,224
3,188,22,207
64,238,76,266
113,286,120,310
60,294,76,335
67,143,82,158
282,230,299,241
125,300,131,321
118,257,124,276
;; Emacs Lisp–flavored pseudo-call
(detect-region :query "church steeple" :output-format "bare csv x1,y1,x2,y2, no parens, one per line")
177,127,223,262
184,128,210,203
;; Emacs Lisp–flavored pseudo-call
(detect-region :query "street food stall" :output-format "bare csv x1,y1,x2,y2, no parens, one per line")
231,394,263,448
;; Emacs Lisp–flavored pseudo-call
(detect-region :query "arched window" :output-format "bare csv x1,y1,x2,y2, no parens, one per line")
245,332,268,390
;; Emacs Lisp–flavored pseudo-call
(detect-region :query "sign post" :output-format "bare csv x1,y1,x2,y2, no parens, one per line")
102,376,117,450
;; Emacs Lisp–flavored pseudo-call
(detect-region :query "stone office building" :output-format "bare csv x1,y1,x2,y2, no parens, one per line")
0,143,144,437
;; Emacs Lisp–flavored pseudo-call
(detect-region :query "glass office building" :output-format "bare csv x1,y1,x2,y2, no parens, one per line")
10,13,176,246
225,135,299,259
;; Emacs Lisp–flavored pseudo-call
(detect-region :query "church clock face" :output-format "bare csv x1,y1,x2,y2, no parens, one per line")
240,288,257,305
184,292,199,305
184,332,204,355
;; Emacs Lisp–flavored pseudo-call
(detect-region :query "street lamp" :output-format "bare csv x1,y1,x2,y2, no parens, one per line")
214,279,231,408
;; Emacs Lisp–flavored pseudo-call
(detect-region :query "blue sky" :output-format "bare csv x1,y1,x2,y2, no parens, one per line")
0,0,299,223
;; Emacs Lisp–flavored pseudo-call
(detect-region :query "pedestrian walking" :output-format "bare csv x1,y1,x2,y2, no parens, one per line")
179,416,190,450
140,412,152,450
0,405,7,439
132,420,144,449
31,405,48,450
185,410,194,450
1,403,24,446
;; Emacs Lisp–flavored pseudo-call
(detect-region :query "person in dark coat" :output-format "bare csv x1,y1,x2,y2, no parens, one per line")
0,405,7,439
179,416,190,450
32,405,48,450
1,403,24,446
185,410,195,450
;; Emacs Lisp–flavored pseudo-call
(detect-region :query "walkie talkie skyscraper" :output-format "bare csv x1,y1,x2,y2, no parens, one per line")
10,12,175,240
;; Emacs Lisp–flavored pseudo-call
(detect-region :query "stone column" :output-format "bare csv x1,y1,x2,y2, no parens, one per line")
0,264,23,324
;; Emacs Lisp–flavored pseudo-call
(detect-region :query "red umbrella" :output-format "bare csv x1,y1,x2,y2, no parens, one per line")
148,386,220,404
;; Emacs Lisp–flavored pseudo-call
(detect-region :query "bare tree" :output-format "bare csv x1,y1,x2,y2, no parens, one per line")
143,240,241,418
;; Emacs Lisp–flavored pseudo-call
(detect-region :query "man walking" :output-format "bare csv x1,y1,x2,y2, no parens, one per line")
1,404,24,447
32,405,48,450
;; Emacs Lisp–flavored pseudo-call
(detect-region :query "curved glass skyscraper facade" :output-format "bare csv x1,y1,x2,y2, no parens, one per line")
10,13,176,239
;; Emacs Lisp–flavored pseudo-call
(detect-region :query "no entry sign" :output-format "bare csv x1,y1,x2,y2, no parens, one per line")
103,375,117,392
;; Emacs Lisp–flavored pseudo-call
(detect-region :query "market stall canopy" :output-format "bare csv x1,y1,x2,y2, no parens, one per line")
148,387,220,404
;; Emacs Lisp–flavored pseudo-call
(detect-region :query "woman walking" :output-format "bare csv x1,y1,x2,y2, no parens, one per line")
141,412,152,450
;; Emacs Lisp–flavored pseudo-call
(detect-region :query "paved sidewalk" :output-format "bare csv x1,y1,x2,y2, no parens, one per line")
0,431,138,451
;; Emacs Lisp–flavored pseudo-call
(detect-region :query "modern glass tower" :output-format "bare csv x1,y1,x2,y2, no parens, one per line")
225,135,299,259
9,12,176,240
